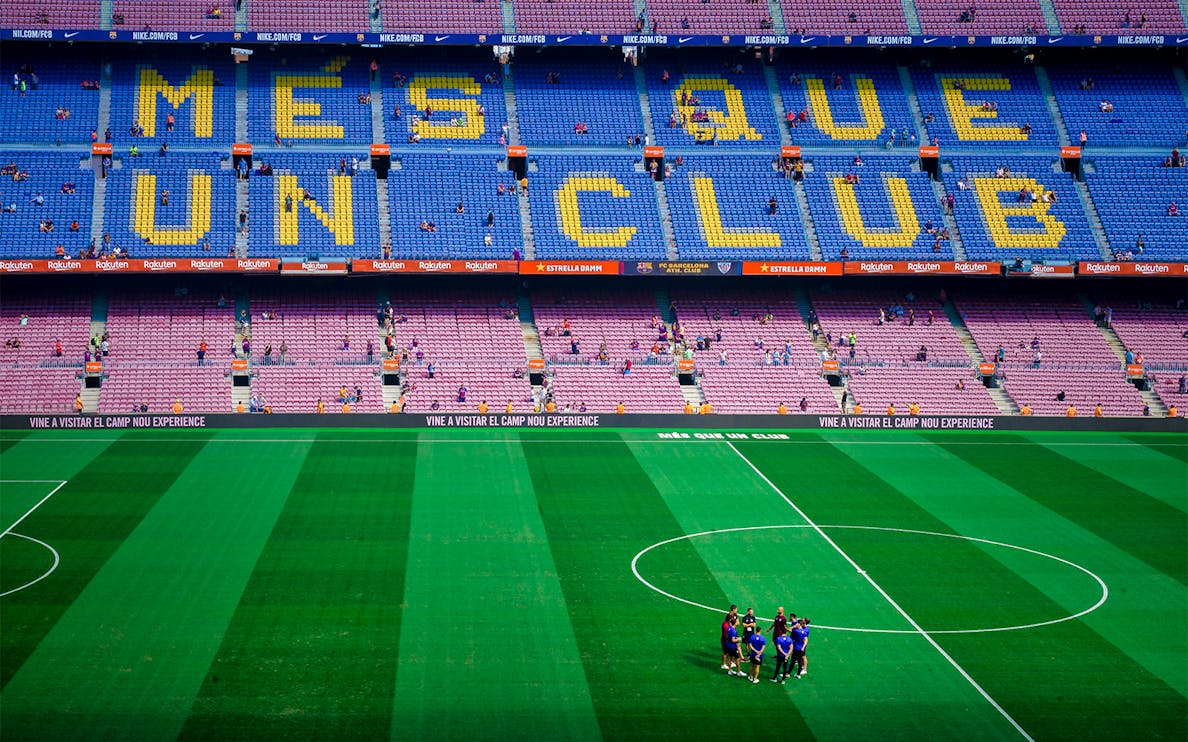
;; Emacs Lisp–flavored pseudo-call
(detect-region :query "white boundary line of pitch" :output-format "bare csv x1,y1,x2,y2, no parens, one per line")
726,441,1034,742
0,479,68,597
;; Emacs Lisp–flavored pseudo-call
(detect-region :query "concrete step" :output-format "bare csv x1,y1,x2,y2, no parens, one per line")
1037,0,1062,33
1140,388,1168,417
89,160,107,244
1073,179,1112,259
100,0,113,29
502,68,521,146
234,0,247,31
235,178,249,256
521,320,544,361
654,179,678,259
502,0,516,33
516,187,535,258
763,64,792,146
234,62,248,142
1174,67,1188,110
987,386,1019,415
1034,66,1071,146
231,378,252,410
930,178,967,260
680,382,706,407
765,0,788,33
791,179,822,260
897,65,928,145
375,178,392,248
633,65,656,144
79,384,101,413
900,0,922,34
656,289,674,323
830,383,850,413
369,70,386,143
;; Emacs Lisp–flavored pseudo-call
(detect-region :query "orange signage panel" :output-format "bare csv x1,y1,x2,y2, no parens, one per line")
507,145,527,157
676,359,695,371
527,359,545,370
978,362,997,375
91,143,113,156
1060,146,1082,159
919,145,939,157
1126,364,1144,376
822,359,839,372
369,144,391,156
231,359,249,371
382,358,400,371
231,143,252,155
643,146,665,158
85,361,103,373
780,145,801,158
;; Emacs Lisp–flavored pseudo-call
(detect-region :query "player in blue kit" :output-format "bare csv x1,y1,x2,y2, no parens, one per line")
746,626,766,684
770,630,794,683
790,618,811,679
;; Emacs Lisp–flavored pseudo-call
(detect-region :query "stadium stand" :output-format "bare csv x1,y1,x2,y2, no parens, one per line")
528,155,667,260
512,0,636,33
912,66,1060,149
647,52,782,148
546,365,686,413
3,54,101,145
944,156,1098,261
778,0,910,33
248,153,380,258
104,290,236,363
1090,295,1188,369
0,153,96,258
844,366,1001,414
646,0,774,34
384,54,509,148
401,363,533,413
697,366,839,414
247,0,372,32
240,290,381,366
664,155,811,260
109,54,237,148
956,290,1150,415
914,0,1048,34
1049,0,1187,33
0,294,92,367
387,155,522,260
777,65,917,147
1048,65,1188,148
533,287,663,363
669,287,821,368
1086,157,1188,261
0,0,100,28
103,154,237,257
803,156,952,260
810,289,970,365
0,367,82,413
254,365,385,412
382,0,503,34
248,52,372,145
97,365,231,412
515,54,645,146
109,0,234,31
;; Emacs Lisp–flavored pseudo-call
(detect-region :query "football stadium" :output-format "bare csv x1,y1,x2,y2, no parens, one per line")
0,0,1186,738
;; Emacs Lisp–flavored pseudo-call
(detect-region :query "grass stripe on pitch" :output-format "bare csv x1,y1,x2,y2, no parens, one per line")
389,434,600,741
0,433,211,691
522,433,818,742
179,434,417,740
925,433,1187,586
0,433,315,740
735,434,1186,741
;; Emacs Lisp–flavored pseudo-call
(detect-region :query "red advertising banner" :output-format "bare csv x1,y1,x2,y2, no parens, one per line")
369,144,390,156
381,358,400,371
1026,263,1076,277
1079,262,1188,277
351,259,518,274
84,361,103,373
231,143,252,155
780,145,802,159
843,261,1000,276
519,260,620,275
1126,363,1144,377
507,145,527,157
821,359,839,373
230,359,249,371
279,261,349,275
0,258,276,273
676,359,695,371
643,146,665,158
919,145,939,157
91,143,112,156
1059,146,1082,159
978,362,997,375
527,359,546,371
742,261,843,276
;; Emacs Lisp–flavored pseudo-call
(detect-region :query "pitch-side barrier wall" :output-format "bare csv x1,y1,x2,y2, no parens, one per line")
3,413,1184,433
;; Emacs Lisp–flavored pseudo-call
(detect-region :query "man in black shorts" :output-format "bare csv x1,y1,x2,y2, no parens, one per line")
739,608,757,663
721,617,743,676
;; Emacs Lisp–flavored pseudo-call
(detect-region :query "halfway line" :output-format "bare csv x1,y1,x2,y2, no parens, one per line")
726,441,1034,742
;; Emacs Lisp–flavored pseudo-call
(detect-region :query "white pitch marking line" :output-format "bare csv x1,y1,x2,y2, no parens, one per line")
0,532,60,597
1,480,67,539
630,524,1108,634
0,438,1181,447
727,441,1034,742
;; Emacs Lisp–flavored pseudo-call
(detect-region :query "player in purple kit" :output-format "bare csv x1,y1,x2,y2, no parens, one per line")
746,626,766,684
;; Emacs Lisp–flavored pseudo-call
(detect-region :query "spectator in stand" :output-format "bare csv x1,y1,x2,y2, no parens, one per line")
197,339,207,365
457,385,467,403
1168,202,1180,217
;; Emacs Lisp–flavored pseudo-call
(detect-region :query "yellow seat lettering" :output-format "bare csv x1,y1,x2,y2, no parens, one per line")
408,76,485,139
675,78,762,142
971,177,1066,248
804,77,885,140
691,175,780,247
832,176,920,246
274,57,350,139
940,77,1028,141
277,173,355,245
132,172,212,244
136,68,215,138
555,176,637,247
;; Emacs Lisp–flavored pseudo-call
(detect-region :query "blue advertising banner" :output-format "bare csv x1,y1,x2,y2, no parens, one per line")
6,28,1187,47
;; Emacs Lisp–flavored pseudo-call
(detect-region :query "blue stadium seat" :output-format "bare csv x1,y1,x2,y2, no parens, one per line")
1087,157,1188,260
1048,65,1188,149
777,65,918,149
249,52,372,145
2,54,100,145
913,66,1059,150
383,56,509,148
647,54,781,148
108,53,236,148
0,152,95,258
515,54,646,146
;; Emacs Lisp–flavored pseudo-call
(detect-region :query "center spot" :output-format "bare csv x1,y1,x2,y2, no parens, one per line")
631,525,1107,634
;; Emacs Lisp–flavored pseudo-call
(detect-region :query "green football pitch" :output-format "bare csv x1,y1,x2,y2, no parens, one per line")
1,428,1184,741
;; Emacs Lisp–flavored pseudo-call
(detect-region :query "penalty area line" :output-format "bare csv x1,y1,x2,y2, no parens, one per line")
726,441,1034,742
1,480,68,539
